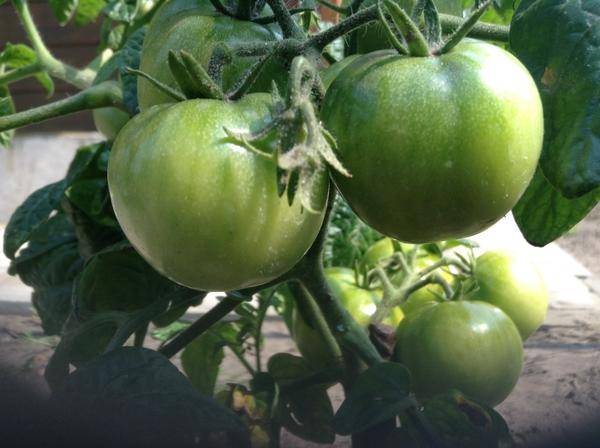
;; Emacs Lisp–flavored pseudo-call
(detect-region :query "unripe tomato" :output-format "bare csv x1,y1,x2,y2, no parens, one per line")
138,1,286,109
108,94,328,291
293,267,403,368
395,300,523,406
321,40,544,243
320,55,360,90
93,107,130,141
468,250,548,340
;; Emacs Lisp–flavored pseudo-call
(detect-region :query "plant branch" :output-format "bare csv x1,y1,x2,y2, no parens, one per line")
0,81,124,132
265,0,305,39
293,187,383,367
0,62,41,85
159,295,244,358
288,281,345,369
12,0,95,89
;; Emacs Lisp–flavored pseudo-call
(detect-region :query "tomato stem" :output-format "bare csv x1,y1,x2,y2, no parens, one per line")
288,281,346,369
0,62,42,86
0,81,125,133
382,0,430,56
11,0,96,89
266,0,306,39
436,0,493,54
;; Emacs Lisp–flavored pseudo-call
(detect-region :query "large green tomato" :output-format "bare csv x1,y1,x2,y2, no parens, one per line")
108,94,328,291
468,250,548,340
293,267,403,368
321,40,544,243
395,301,523,406
138,1,286,110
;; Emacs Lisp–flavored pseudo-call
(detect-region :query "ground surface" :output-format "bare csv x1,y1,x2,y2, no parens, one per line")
1,134,599,447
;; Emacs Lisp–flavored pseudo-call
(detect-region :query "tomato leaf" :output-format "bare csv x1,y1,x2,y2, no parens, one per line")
119,27,145,114
182,323,233,396
510,0,600,198
74,0,106,26
105,0,141,24
414,390,514,447
74,242,199,322
49,0,78,25
53,347,251,447
513,168,600,246
0,43,54,95
268,353,335,443
8,214,83,334
3,180,67,259
333,362,412,435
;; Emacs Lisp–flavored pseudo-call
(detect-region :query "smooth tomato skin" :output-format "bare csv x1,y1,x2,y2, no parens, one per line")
395,300,523,406
321,41,544,243
138,7,286,110
468,251,548,340
108,94,328,291
293,268,403,368
93,107,130,140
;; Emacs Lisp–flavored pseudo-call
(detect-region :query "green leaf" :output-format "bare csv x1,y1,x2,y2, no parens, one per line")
268,353,335,443
0,43,54,95
333,362,412,435
417,390,513,447
49,0,78,25
513,168,600,246
510,0,600,198
151,320,189,342
75,0,106,26
0,85,15,148
181,324,231,396
53,347,251,447
119,27,145,114
9,214,83,334
3,180,66,259
105,0,141,24
74,242,197,319
65,178,118,227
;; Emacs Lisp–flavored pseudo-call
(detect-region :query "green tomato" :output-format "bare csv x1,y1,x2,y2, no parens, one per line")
321,41,544,243
138,2,286,110
108,94,328,291
93,107,130,141
468,250,548,340
293,267,403,368
395,300,523,406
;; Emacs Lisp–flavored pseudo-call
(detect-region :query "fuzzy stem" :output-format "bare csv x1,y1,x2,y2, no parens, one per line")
266,0,305,39
383,0,430,56
12,0,95,89
437,0,493,54
289,282,345,369
0,81,124,132
0,62,42,85
159,296,243,358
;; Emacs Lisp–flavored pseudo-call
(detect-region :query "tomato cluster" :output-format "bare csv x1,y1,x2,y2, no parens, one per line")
105,0,547,408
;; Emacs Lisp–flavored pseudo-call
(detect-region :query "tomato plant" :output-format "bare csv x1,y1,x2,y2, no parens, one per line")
1,0,598,446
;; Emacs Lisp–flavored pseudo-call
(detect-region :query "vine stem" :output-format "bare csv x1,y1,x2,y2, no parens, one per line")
292,187,383,368
0,81,124,132
288,282,345,369
0,62,42,85
11,0,95,89
266,0,305,39
159,295,243,358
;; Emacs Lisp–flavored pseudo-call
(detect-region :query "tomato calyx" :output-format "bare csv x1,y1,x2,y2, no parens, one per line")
225,56,348,213
376,0,494,57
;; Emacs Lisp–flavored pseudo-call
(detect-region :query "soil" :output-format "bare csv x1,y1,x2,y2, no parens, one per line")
557,205,600,277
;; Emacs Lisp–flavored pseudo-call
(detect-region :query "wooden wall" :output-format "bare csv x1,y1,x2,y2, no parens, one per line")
0,0,101,132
